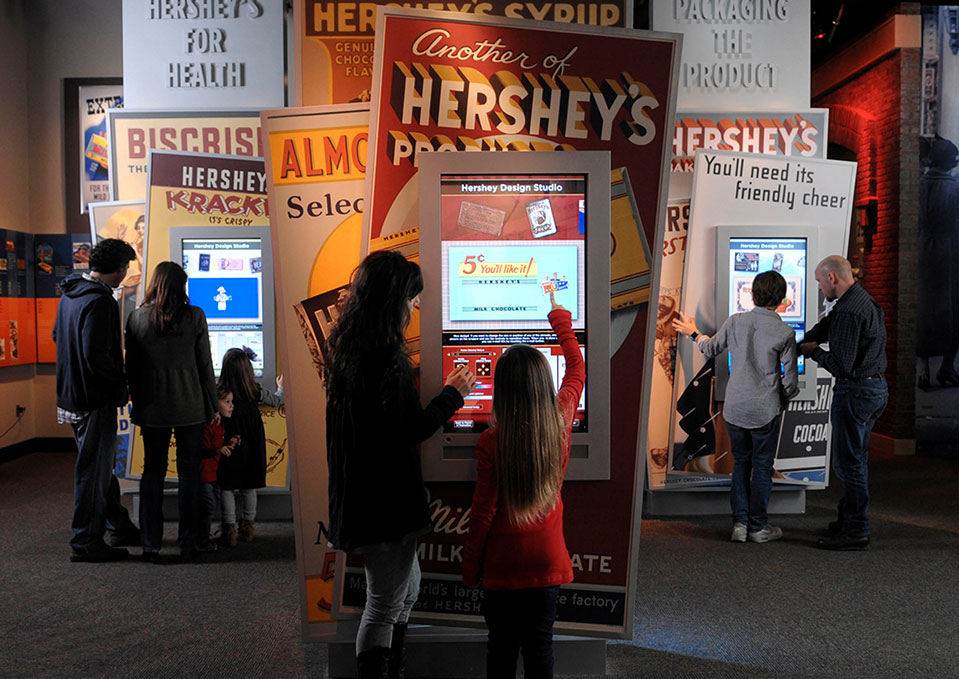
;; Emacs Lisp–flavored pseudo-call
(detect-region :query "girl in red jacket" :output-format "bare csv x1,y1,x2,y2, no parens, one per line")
463,294,586,679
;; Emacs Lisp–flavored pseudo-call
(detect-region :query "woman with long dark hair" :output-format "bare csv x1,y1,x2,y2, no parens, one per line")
325,250,475,678
126,261,217,562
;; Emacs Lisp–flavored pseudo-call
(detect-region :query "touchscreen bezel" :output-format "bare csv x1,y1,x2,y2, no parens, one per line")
419,151,611,482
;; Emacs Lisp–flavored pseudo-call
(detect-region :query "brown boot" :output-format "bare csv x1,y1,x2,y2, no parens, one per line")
219,522,237,547
238,519,255,542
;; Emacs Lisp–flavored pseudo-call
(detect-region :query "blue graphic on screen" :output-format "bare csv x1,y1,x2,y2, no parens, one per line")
448,245,579,322
728,237,808,374
189,277,260,321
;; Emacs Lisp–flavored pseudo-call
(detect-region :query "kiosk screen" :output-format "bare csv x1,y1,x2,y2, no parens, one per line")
439,174,587,433
182,237,265,377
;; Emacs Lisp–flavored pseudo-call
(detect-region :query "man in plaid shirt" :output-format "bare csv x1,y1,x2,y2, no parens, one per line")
800,256,887,551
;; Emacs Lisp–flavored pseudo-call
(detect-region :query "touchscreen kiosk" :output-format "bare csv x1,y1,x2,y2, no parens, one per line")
715,225,820,402
170,226,277,387
418,152,611,482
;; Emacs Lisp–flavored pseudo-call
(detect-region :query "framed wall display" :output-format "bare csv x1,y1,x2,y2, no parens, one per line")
63,78,123,233
106,108,263,202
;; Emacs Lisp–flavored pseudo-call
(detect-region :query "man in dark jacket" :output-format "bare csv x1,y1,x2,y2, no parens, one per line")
54,238,138,562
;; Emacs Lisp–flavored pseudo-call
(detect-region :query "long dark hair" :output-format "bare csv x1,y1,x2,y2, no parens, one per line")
325,250,423,404
492,344,565,525
142,261,189,335
219,347,259,403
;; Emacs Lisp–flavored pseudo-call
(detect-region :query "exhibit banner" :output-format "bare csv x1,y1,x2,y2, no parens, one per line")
650,0,811,109
79,85,123,213
669,109,828,199
356,8,680,638
260,103,369,639
646,108,829,487
121,0,285,109
107,109,263,203
0,229,36,367
128,150,289,488
667,149,855,485
295,0,632,106
89,200,147,476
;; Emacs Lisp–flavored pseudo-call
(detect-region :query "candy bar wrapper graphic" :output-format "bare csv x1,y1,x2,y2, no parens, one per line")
73,242,91,270
293,285,350,379
85,133,109,170
526,198,557,238
458,200,507,237
250,257,263,274
218,257,244,271
199,253,210,272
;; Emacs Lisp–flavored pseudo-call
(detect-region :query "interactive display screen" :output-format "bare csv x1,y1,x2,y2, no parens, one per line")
440,174,588,433
182,237,265,377
727,236,808,374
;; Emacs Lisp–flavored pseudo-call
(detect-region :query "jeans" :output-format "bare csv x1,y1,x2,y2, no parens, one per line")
139,423,204,554
831,377,888,537
726,414,782,532
70,406,137,551
356,538,421,654
483,586,560,679
220,488,258,524
197,482,219,543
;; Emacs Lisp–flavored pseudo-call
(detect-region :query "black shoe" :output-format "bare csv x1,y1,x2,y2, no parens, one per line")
357,647,390,679
70,544,129,562
140,551,163,564
918,374,930,391
937,368,959,387
817,533,870,551
109,531,142,548
825,520,843,537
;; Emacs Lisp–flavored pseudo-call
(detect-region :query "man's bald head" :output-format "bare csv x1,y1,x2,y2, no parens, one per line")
815,255,855,301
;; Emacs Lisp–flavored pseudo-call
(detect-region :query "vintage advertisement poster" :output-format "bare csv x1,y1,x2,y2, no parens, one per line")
355,8,680,638
669,109,829,199
89,200,147,476
0,229,36,367
667,150,855,486
122,0,284,109
646,109,829,489
260,103,369,639
127,150,289,488
107,109,263,202
295,0,632,106
79,85,123,213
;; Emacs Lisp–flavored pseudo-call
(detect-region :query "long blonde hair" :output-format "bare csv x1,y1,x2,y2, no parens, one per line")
493,344,566,525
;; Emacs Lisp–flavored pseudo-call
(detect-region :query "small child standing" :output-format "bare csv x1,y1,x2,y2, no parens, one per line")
198,386,239,551
462,294,585,679
216,348,283,546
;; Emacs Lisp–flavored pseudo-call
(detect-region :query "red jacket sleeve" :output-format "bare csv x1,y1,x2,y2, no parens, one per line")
462,431,498,587
200,421,224,459
549,309,585,465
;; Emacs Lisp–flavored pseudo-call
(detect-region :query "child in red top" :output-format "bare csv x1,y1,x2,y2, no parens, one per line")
463,295,586,679
197,386,238,551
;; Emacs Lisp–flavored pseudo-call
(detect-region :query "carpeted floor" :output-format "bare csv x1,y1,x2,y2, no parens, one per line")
1,450,956,678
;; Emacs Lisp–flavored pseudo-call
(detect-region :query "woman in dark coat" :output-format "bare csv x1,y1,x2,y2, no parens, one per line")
325,251,474,678
126,262,217,561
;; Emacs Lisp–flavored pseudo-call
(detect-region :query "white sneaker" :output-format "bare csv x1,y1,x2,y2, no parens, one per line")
730,522,747,542
748,525,783,543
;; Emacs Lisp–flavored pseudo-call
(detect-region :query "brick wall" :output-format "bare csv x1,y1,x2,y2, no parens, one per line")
813,47,921,439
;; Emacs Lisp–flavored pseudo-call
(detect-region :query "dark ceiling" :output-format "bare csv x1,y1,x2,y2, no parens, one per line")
634,1,911,66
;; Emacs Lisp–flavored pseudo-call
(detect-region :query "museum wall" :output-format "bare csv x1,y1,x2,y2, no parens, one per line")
814,40,921,442
0,0,124,448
